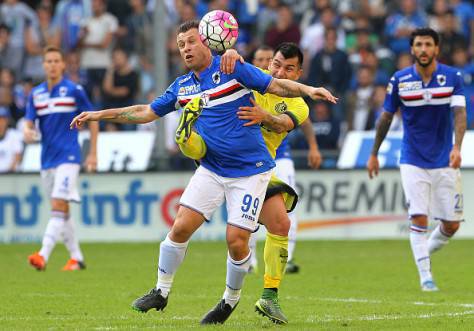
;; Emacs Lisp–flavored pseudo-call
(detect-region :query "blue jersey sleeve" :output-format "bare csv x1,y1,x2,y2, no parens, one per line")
233,61,273,94
25,93,36,121
150,81,178,117
451,70,466,108
74,85,94,112
383,76,400,113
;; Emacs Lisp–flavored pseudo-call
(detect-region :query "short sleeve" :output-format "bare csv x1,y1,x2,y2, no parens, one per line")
286,98,309,127
150,81,178,117
383,76,400,113
451,71,466,108
233,61,273,94
25,93,36,121
74,85,94,112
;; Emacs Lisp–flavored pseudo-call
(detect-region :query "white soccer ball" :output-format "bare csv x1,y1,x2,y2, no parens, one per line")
199,10,239,52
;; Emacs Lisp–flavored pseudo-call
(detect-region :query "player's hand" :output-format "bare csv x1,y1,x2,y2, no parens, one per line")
237,98,267,126
70,111,100,129
23,127,39,144
449,146,462,168
307,87,338,104
84,153,98,173
220,49,244,74
367,154,380,179
308,147,322,169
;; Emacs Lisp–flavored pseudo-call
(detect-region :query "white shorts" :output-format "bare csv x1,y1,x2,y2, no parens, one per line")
275,158,296,190
180,166,272,231
41,163,81,203
400,164,463,221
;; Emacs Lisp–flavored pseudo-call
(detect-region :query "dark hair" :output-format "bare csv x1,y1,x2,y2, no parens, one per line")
178,20,200,34
274,42,304,67
255,45,273,53
410,28,440,46
43,45,65,59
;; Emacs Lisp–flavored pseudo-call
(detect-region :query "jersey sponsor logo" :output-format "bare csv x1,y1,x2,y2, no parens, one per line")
212,71,221,84
399,73,413,82
178,85,200,96
437,74,446,86
274,101,288,113
398,81,422,92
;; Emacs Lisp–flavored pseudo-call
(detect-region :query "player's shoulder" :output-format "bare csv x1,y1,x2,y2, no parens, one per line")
391,66,414,82
31,82,48,96
438,63,463,78
174,72,194,87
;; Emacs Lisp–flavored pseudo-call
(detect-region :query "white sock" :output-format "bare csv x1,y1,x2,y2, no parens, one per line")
63,217,84,262
223,251,251,308
428,224,451,255
409,224,432,284
156,234,189,297
288,211,298,261
249,232,258,268
39,211,66,262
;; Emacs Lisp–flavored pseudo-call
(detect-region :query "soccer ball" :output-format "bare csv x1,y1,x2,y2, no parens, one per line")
199,10,239,52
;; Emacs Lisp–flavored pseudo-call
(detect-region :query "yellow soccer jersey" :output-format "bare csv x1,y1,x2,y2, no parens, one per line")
253,90,309,159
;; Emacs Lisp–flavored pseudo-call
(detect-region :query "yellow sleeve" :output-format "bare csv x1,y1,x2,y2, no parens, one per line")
285,97,309,128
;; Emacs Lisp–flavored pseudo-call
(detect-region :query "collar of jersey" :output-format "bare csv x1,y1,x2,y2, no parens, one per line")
191,56,216,81
411,63,439,87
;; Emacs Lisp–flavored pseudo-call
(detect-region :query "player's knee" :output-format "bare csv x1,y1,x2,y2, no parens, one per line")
169,222,193,243
266,215,290,236
51,198,69,213
226,229,250,260
411,215,428,227
442,221,460,235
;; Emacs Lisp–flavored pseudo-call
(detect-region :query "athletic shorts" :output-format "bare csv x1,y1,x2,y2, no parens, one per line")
41,163,81,203
180,166,272,232
400,164,463,222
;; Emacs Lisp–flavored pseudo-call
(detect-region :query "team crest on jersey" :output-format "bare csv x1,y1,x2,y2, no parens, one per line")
200,93,210,106
212,71,221,84
274,101,288,113
437,74,446,86
59,86,68,97
422,90,432,101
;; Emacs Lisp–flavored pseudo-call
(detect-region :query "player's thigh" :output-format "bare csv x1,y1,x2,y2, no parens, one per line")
40,168,56,199
224,170,272,232
400,164,430,217
170,205,207,242
259,193,290,236
431,167,464,222
52,163,81,203
275,158,296,189
180,166,226,221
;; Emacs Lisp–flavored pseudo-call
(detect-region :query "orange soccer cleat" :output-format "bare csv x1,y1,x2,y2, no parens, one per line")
28,252,46,271
62,258,86,271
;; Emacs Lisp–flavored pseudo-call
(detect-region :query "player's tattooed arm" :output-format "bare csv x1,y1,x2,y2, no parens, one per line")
262,113,294,133
238,98,293,132
453,106,467,149
371,111,394,156
267,79,338,104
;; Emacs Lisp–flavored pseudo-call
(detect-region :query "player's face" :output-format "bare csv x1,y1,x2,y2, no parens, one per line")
269,51,302,81
253,49,273,70
43,51,65,80
177,28,211,71
411,36,439,68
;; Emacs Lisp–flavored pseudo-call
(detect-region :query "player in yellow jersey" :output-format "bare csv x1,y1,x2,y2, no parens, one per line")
176,42,333,324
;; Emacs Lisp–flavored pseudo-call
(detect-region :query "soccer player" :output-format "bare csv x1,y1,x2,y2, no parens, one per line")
367,28,466,291
176,42,321,324
25,46,98,271
70,20,336,325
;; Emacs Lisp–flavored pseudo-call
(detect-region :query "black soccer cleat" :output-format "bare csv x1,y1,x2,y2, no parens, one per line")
200,299,239,325
131,288,168,313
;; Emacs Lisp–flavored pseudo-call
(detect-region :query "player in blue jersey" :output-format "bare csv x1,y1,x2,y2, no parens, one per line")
367,28,467,292
70,20,336,325
25,46,98,272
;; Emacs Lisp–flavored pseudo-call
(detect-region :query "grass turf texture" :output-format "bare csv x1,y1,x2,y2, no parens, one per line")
1,240,473,330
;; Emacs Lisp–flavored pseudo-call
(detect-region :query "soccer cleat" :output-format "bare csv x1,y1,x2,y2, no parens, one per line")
62,259,86,271
255,290,288,324
200,299,238,325
28,252,46,271
285,260,300,274
175,97,204,144
421,280,439,292
132,288,168,313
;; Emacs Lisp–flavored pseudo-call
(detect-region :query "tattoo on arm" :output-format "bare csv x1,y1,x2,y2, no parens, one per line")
453,106,467,149
371,111,394,155
269,79,307,98
262,114,293,133
102,105,155,123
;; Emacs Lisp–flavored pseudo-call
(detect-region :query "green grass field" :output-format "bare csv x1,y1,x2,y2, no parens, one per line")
1,240,473,330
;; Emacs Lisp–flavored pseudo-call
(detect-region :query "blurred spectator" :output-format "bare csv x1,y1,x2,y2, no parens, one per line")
439,9,468,65
428,0,449,32
384,0,426,54
0,0,38,78
64,51,89,87
0,68,15,121
0,23,19,74
300,6,345,73
299,0,332,32
264,4,300,49
256,0,280,42
449,0,474,49
397,52,413,70
306,27,351,96
350,48,390,88
24,2,56,83
102,48,138,131
451,47,474,127
78,0,118,106
52,0,91,53
371,85,403,131
12,77,33,124
0,107,22,172
347,65,375,130
311,101,340,150
252,45,274,70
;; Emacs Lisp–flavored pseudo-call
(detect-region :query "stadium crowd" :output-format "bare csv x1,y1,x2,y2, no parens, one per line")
0,0,473,171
